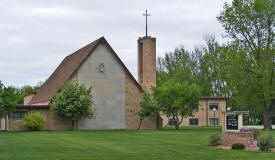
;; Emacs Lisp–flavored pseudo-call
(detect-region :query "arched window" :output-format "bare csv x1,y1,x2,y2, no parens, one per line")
99,63,104,73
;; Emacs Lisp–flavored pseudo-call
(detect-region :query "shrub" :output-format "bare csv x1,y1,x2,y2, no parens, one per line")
257,135,274,152
209,133,222,146
231,143,245,150
23,113,45,131
251,129,261,139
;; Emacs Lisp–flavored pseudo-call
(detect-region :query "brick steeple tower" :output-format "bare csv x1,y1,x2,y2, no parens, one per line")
137,36,156,90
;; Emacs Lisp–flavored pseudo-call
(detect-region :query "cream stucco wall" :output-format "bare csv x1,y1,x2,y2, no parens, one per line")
77,43,126,130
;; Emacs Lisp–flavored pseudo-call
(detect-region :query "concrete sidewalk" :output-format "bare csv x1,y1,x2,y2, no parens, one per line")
245,125,275,129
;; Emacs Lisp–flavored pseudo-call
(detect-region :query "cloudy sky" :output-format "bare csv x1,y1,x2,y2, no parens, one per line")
0,0,232,87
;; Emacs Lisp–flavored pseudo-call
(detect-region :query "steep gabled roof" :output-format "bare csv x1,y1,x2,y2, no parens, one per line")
29,37,141,104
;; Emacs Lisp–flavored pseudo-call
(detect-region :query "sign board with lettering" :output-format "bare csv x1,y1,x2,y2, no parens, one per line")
226,116,238,130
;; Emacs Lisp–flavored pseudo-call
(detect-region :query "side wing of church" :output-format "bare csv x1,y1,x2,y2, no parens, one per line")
4,36,160,131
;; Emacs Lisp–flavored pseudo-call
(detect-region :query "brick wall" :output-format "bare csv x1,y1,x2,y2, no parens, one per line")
125,73,159,129
223,132,254,146
162,98,226,127
8,109,73,131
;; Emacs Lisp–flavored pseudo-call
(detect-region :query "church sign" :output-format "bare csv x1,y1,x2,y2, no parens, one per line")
226,116,238,130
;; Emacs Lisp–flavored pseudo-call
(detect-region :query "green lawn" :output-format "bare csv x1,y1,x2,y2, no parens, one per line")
0,127,274,160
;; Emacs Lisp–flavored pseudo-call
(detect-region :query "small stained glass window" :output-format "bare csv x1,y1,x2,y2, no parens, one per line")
99,63,104,73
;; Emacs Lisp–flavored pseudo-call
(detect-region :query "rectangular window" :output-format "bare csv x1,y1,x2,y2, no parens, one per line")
12,111,27,119
189,119,198,126
209,103,218,110
168,119,178,126
209,118,219,126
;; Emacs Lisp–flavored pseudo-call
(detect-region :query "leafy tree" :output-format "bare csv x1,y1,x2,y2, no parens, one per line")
156,40,223,97
190,46,213,97
157,46,195,86
0,81,3,104
0,86,21,116
199,35,230,97
0,84,22,129
52,82,95,130
0,81,3,91
217,0,275,130
133,89,161,130
153,82,201,130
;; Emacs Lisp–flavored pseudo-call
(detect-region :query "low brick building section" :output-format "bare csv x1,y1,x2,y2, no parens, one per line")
161,96,227,127
223,132,254,147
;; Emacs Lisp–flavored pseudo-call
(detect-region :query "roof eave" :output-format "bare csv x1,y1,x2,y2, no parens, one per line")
16,104,49,109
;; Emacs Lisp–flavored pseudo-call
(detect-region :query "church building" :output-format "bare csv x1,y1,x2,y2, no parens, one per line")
2,36,161,131
0,35,228,131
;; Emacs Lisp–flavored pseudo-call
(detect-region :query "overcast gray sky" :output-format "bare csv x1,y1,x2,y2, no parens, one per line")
0,0,232,87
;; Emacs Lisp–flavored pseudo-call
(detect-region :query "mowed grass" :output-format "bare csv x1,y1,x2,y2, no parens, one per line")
0,127,275,160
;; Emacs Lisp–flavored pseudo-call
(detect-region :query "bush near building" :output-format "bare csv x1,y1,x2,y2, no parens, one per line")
209,133,222,146
257,135,274,152
23,113,45,131
231,143,245,150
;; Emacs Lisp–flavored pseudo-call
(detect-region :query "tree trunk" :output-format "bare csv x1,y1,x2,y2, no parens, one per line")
175,122,180,130
263,106,273,130
71,120,75,130
175,117,180,130
138,117,143,130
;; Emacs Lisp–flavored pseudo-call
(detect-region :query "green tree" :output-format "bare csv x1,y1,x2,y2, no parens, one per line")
157,46,195,86
217,0,275,130
190,46,213,97
0,85,22,129
0,81,3,90
0,86,21,115
156,42,220,97
199,35,230,97
52,82,95,130
133,89,161,130
153,82,201,130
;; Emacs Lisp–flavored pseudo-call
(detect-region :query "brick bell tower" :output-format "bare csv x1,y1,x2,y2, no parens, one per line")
138,36,156,90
